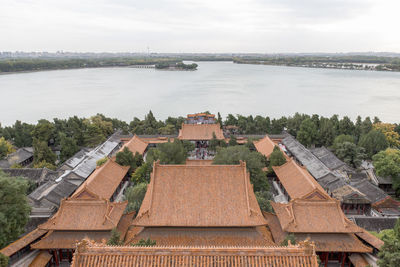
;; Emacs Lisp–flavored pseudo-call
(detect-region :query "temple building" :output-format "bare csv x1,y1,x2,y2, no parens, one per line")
125,161,274,247
186,113,216,124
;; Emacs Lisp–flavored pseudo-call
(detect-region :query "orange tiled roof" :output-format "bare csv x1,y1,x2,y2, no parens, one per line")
29,250,52,267
125,226,275,247
185,159,213,165
31,212,134,250
349,253,370,267
178,123,224,140
0,228,47,257
271,199,361,233
38,196,127,231
72,159,129,200
254,135,277,158
140,136,174,144
71,239,319,267
263,212,371,253
134,161,267,227
121,135,148,155
273,159,330,200
372,195,400,209
355,229,384,250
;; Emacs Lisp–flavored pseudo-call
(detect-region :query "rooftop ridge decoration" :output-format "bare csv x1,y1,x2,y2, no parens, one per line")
71,238,319,267
133,162,267,227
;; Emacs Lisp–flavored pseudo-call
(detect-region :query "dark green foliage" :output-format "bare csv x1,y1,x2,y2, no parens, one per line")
131,162,152,184
217,112,223,127
11,121,34,147
255,191,273,212
335,142,366,168
31,119,55,143
297,118,318,147
59,132,79,162
359,130,389,158
373,149,400,196
131,238,156,247
377,218,400,267
332,134,355,151
182,140,195,154
318,117,336,146
125,182,148,213
213,146,269,192
269,146,287,170
338,116,355,136
209,132,227,151
33,138,56,165
281,233,296,246
116,148,143,173
107,228,122,246
147,139,188,164
228,135,238,146
0,171,31,248
286,113,309,137
0,253,9,267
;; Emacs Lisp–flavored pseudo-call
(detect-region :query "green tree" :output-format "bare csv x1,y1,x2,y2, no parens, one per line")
269,146,287,171
131,238,156,247
377,218,400,267
156,140,187,164
373,149,400,196
318,117,336,147
0,137,14,159
116,147,143,173
217,112,223,127
84,123,106,147
338,116,355,136
33,138,56,165
0,253,9,267
213,146,269,192
297,118,318,147
335,142,366,168
59,132,79,162
354,116,362,141
228,135,238,146
0,171,31,248
31,119,55,143
13,121,34,147
125,182,148,213
255,191,273,212
361,117,373,135
332,134,355,151
359,130,389,158
107,228,122,246
131,162,152,184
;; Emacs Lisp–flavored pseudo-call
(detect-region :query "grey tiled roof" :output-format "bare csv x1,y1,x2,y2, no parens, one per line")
310,146,346,171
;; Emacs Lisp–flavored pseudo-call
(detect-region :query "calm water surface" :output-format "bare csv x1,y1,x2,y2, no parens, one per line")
0,61,400,125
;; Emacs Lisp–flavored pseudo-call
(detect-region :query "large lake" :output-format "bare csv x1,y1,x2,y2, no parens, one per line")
1,61,400,125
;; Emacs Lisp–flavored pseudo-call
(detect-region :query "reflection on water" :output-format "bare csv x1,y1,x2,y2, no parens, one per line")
0,61,400,125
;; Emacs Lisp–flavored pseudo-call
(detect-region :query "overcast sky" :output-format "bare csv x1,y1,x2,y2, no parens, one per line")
1,0,399,53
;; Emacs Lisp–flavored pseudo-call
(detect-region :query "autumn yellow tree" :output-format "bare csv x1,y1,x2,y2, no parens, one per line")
373,123,400,147
0,137,15,159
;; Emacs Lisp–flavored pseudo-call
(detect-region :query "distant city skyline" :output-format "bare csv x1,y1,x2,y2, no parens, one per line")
1,0,400,53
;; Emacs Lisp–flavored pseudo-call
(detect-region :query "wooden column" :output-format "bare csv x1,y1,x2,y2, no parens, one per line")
325,252,329,267
341,253,347,267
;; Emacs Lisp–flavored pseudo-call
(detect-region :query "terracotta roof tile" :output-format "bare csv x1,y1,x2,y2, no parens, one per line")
272,159,330,200
71,240,319,267
134,162,267,227
293,233,372,253
125,227,275,247
29,250,52,267
38,196,127,231
0,228,47,257
31,231,111,250
185,159,213,165
355,229,384,250
121,135,148,155
254,135,277,158
271,199,361,233
349,253,370,267
72,159,129,200
178,123,224,140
